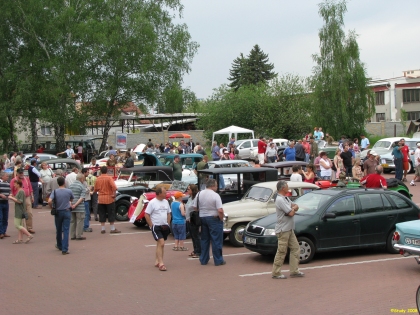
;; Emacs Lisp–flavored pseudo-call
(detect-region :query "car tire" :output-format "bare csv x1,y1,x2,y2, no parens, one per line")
115,199,130,221
386,229,399,254
297,236,315,264
133,218,147,227
408,162,413,174
229,223,247,247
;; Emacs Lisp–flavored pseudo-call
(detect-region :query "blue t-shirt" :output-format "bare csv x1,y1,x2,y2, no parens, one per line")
283,147,296,161
392,146,403,159
314,131,321,140
171,201,185,224
212,146,220,160
50,188,74,211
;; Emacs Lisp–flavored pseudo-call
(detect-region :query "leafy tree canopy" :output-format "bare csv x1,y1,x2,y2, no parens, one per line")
311,0,374,139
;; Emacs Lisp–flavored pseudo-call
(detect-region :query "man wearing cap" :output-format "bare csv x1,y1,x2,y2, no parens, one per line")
28,159,43,209
144,187,171,271
10,168,35,233
410,142,420,186
172,155,183,181
363,150,379,176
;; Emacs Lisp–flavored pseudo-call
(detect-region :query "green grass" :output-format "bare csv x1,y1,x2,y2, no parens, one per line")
367,135,383,148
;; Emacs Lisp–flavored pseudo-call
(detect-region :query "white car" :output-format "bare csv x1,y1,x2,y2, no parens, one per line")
223,181,320,247
360,137,410,159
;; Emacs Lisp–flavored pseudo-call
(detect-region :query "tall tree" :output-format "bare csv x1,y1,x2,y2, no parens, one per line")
228,45,276,91
311,0,374,138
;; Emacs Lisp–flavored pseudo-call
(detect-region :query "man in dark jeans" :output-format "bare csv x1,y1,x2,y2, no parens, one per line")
28,159,43,208
340,144,354,178
392,140,404,180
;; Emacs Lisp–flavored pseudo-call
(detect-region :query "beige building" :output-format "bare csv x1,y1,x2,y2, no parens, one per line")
370,69,420,122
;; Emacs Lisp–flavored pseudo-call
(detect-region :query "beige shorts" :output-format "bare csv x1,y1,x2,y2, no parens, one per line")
415,165,420,177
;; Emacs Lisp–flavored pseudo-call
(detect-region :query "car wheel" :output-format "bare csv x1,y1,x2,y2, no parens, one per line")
229,223,247,247
416,285,420,314
115,199,130,221
386,230,399,254
408,162,413,174
133,218,147,227
297,236,315,264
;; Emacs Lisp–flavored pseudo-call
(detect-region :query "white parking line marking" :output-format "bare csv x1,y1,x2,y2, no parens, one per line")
145,241,193,247
238,256,412,277
110,231,151,235
187,252,257,260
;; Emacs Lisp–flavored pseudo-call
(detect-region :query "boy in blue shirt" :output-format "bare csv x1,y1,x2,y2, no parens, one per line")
171,191,188,251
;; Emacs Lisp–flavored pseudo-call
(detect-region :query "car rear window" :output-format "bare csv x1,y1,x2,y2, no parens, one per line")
387,194,411,209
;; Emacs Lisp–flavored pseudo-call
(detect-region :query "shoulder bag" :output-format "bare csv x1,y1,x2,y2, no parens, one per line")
190,192,201,226
50,189,57,215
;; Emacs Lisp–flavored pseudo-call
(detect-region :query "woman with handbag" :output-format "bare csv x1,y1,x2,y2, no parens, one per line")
8,179,33,244
185,184,200,259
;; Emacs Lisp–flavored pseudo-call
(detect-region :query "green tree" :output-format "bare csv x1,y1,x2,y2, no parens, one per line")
198,74,310,141
228,45,276,91
311,0,374,139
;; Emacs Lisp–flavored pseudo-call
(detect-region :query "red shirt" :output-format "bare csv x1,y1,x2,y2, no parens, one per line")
302,142,310,154
360,174,387,189
401,145,409,162
36,148,44,153
257,140,267,154
10,176,33,197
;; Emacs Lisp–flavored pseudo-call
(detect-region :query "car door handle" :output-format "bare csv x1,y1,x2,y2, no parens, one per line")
352,219,360,223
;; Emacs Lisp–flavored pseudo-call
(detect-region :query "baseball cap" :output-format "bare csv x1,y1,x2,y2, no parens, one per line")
417,143,420,147
370,151,378,156
173,191,185,199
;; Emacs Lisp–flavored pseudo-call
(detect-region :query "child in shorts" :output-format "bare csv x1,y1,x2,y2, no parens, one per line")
171,191,187,251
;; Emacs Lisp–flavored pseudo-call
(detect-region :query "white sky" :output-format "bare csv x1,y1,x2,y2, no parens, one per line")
178,0,420,99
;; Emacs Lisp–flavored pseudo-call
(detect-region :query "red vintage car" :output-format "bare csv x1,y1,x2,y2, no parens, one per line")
127,181,189,227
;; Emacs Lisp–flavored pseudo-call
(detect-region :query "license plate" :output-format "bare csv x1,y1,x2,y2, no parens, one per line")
382,163,389,168
244,236,256,245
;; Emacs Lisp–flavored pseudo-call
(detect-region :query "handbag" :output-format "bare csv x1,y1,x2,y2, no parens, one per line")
50,189,57,216
190,192,201,226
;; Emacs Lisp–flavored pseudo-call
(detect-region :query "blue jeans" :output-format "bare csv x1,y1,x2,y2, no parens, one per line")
0,202,9,235
83,201,90,229
394,158,403,180
31,182,39,207
55,210,71,253
200,216,224,265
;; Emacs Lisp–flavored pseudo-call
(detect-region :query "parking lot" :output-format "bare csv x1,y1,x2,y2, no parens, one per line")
2,173,420,314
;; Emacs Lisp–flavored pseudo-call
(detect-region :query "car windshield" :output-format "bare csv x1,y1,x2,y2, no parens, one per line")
372,141,391,149
234,140,245,147
244,186,273,202
295,193,333,215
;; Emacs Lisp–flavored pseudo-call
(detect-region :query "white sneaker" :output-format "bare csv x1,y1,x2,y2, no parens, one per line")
410,180,416,186
129,215,136,223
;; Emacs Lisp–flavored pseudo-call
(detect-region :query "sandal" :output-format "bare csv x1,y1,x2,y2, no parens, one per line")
172,247,179,251
158,264,167,271
179,247,189,251
191,254,200,258
12,240,23,244
154,262,160,268
189,252,196,257
25,235,34,244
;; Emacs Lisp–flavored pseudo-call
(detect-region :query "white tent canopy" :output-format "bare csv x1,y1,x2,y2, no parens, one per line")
212,125,255,143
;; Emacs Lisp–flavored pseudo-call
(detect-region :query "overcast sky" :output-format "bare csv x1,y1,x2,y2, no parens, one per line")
178,0,420,99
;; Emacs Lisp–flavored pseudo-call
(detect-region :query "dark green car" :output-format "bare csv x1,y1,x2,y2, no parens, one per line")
243,188,420,264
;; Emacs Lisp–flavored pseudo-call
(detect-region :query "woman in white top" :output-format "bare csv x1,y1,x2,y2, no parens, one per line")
319,152,332,180
39,162,55,201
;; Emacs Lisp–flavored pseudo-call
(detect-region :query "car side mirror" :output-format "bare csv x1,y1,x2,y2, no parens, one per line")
322,212,336,220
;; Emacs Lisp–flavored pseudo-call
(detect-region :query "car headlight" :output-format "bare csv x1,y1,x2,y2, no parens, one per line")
223,213,228,222
263,228,276,236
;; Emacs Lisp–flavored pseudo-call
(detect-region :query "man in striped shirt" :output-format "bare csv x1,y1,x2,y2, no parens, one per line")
0,172,11,238
94,166,121,234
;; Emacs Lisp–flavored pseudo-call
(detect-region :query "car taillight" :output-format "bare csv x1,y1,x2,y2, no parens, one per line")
393,232,400,241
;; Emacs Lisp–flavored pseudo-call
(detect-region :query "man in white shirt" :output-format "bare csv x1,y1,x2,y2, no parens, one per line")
58,144,75,159
144,187,171,271
410,142,420,186
65,167,79,188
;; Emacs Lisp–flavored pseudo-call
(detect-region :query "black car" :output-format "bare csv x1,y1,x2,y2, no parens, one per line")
197,167,278,203
114,166,174,221
243,188,420,263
